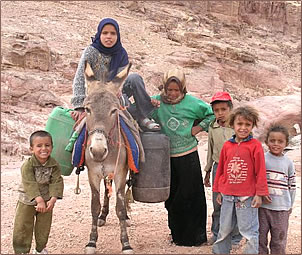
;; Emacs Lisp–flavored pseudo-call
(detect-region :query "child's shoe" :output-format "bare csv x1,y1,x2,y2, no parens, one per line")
139,118,161,132
32,248,48,254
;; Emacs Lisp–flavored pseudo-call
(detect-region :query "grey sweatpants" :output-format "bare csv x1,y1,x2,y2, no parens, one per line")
122,73,155,121
13,201,53,253
258,207,290,254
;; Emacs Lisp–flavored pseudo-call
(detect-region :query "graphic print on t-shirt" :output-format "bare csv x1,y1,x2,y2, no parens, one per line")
266,170,288,196
227,156,248,184
167,117,180,131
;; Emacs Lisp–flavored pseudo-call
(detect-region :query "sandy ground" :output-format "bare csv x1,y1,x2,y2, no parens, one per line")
1,1,300,254
1,143,301,254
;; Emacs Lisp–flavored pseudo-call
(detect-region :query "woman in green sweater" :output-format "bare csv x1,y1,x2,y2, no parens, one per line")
151,69,215,246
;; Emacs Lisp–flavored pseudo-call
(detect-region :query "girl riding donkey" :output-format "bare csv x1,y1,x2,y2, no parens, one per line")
71,17,160,131
69,17,153,253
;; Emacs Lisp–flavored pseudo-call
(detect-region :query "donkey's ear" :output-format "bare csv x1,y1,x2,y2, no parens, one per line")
84,61,95,79
85,61,100,95
111,62,132,85
106,63,132,94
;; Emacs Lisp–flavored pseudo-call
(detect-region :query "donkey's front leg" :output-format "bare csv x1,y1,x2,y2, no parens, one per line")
116,188,133,254
85,184,101,254
98,179,110,226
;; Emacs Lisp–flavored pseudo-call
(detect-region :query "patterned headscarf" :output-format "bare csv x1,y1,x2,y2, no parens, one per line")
91,18,129,81
160,69,187,104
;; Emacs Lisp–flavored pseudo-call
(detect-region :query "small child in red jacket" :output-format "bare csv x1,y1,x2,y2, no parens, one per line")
212,106,269,254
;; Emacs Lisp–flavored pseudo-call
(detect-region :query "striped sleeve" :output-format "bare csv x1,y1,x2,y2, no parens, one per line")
288,160,296,208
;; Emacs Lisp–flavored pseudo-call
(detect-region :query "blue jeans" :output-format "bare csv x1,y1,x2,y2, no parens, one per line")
211,163,221,239
122,73,155,121
211,163,242,245
212,195,259,254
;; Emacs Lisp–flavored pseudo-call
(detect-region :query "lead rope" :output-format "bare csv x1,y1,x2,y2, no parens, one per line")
115,113,122,176
105,112,121,197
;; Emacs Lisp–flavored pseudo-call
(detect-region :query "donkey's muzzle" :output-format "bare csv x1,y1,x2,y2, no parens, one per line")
88,133,108,162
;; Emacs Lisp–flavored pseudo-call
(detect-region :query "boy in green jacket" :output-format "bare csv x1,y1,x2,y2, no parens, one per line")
13,130,64,254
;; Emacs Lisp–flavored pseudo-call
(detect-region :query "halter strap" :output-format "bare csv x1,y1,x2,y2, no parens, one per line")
88,128,107,137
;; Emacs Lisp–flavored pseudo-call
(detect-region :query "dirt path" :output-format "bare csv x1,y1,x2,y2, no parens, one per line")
1,150,301,254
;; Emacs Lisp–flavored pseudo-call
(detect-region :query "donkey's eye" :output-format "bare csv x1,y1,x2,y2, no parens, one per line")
85,107,91,114
110,109,117,116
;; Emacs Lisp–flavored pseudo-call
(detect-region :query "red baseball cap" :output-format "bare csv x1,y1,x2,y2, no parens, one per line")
210,91,232,104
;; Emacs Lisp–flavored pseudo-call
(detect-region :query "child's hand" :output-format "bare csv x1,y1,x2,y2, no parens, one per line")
116,90,122,98
70,108,84,121
262,195,272,204
204,172,211,187
251,195,262,208
46,197,57,212
70,111,80,121
151,99,160,108
36,202,47,213
289,208,292,215
191,126,203,136
35,196,47,213
216,193,222,205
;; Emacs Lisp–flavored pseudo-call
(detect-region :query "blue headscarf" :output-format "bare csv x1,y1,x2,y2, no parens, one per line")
91,18,129,81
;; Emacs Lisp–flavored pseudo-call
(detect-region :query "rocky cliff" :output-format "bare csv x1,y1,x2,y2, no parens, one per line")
1,1,301,156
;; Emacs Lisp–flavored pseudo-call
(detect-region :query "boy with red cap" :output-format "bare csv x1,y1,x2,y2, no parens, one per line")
204,92,242,246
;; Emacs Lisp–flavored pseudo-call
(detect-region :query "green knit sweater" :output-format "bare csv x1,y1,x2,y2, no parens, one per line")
151,94,215,156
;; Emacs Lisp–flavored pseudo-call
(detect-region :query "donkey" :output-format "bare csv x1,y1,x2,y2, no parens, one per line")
83,61,136,254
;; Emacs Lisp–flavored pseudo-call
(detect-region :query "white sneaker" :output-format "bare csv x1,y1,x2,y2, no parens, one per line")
33,248,48,254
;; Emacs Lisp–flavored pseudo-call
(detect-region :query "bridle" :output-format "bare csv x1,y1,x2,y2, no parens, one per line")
87,128,107,137
86,111,122,178
85,107,119,142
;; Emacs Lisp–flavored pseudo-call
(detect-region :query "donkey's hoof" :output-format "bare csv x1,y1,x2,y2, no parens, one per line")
85,243,96,254
98,218,106,227
126,219,131,227
85,246,96,254
122,246,134,254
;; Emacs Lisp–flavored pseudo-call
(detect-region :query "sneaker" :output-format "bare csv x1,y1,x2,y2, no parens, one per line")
33,248,48,254
139,118,161,132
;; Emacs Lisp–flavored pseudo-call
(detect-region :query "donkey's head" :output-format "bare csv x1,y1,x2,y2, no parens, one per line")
83,62,131,162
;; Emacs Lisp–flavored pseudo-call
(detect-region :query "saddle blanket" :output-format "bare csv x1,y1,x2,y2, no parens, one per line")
65,113,140,173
